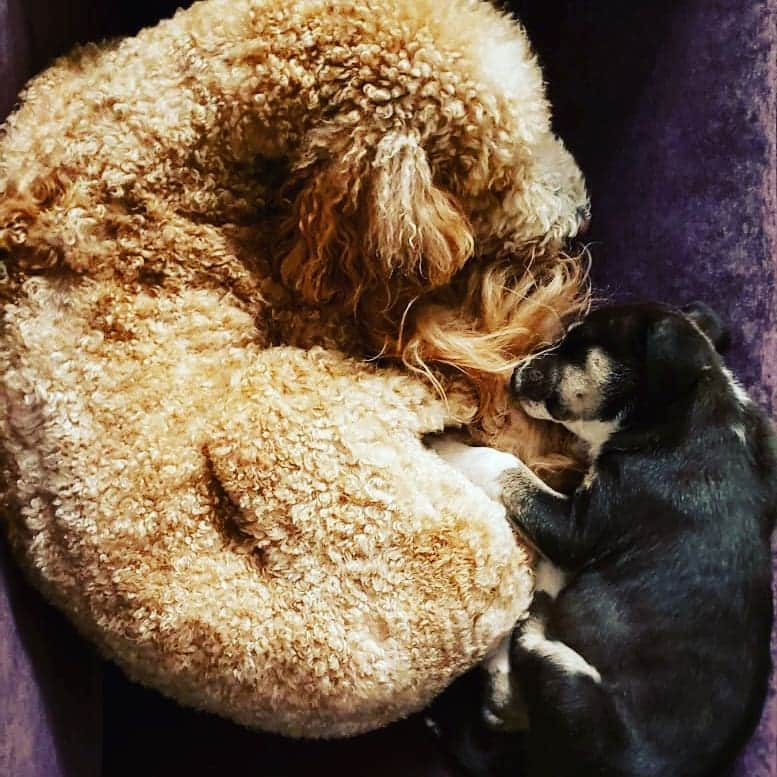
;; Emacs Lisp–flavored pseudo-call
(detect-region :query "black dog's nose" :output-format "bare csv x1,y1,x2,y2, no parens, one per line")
526,367,544,385
512,357,557,401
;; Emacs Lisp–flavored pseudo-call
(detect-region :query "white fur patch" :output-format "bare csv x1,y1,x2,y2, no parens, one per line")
534,557,567,599
561,417,619,459
520,397,554,421
471,24,539,116
581,464,598,490
484,633,513,709
486,632,513,676
722,367,751,407
482,632,530,731
585,348,612,385
557,348,613,418
518,618,601,683
429,438,520,501
503,456,566,500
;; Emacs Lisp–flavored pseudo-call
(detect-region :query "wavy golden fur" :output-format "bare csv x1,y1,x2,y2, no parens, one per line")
0,0,588,737
0,0,588,419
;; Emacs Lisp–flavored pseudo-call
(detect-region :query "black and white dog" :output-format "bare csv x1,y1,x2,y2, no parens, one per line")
431,303,776,777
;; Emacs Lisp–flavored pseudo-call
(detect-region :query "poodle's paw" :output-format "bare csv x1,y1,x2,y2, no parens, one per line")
428,436,521,502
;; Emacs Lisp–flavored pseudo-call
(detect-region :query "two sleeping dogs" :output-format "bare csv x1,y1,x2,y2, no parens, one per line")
431,303,776,777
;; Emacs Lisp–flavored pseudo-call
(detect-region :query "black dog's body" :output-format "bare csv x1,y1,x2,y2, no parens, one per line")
513,396,775,776
433,304,776,777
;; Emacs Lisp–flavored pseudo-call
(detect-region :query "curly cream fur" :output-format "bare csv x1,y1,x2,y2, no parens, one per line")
0,0,588,737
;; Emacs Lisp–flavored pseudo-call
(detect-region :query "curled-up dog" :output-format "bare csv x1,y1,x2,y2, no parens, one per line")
431,302,776,777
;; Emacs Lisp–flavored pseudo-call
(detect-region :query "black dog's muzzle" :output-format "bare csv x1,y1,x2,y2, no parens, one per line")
511,354,560,403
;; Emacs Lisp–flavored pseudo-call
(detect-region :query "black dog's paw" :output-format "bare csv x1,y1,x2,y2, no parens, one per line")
426,670,528,777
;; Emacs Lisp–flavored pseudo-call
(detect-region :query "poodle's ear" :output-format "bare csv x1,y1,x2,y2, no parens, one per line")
280,131,474,305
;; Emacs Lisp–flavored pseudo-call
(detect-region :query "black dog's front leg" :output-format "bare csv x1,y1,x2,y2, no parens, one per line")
499,466,595,570
429,438,597,569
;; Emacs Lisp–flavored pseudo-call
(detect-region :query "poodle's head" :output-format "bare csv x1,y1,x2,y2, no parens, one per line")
279,124,588,312
274,8,591,475
277,5,590,313
465,133,590,263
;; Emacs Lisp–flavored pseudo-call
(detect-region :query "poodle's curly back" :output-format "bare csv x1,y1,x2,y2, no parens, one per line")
0,0,588,736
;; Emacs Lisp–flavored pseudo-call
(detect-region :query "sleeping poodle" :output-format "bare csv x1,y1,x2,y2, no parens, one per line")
0,0,589,736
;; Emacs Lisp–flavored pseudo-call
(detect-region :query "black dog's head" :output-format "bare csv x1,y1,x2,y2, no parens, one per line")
511,302,731,448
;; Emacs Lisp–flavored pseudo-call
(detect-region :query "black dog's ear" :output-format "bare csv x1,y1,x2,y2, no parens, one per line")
682,302,730,353
646,314,712,399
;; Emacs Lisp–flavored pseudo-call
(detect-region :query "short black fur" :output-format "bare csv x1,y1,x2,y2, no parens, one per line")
435,303,776,777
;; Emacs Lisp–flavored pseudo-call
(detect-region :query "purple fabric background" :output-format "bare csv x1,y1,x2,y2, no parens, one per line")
0,1,774,775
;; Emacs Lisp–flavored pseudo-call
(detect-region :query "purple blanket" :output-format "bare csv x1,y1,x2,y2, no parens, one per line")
1,1,774,775
528,2,776,774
